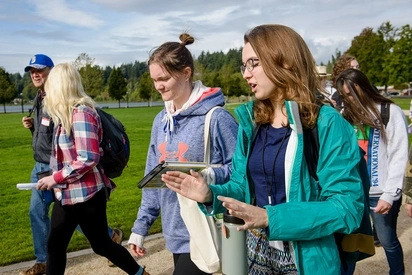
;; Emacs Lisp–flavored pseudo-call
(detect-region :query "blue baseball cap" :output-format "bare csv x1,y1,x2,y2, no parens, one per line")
24,54,54,72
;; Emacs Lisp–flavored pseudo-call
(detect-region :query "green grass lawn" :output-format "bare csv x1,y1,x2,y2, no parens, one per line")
391,97,411,112
0,98,410,266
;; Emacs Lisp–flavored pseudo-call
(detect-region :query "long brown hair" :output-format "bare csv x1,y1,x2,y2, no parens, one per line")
335,69,393,141
148,33,195,80
244,24,328,128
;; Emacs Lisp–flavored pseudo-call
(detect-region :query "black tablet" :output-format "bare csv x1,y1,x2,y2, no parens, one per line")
137,161,207,188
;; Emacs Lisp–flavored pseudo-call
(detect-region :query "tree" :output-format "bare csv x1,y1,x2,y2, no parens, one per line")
125,78,136,107
79,64,104,99
377,22,399,91
219,63,235,101
107,67,127,107
138,72,156,106
22,82,38,102
72,53,104,98
327,49,342,73
72,53,95,70
9,73,23,97
378,21,399,43
229,72,250,97
387,24,412,87
347,27,387,86
193,60,206,81
0,67,16,113
103,66,112,85
202,71,221,90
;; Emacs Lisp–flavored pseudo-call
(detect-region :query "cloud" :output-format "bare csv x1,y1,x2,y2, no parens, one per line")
0,0,411,74
27,0,105,29
90,0,243,13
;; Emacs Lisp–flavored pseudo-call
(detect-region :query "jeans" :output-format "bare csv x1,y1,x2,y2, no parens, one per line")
340,262,356,275
369,196,404,275
29,162,52,264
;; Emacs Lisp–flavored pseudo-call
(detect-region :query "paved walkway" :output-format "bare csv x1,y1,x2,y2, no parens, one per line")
0,233,174,275
1,206,411,274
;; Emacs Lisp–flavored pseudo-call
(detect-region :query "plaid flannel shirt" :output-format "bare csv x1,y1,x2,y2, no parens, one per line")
51,105,112,205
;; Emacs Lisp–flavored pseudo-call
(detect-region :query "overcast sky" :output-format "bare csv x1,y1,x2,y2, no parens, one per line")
1,0,410,75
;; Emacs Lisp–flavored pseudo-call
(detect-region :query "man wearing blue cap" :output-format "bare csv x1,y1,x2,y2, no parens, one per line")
21,54,55,275
20,55,124,274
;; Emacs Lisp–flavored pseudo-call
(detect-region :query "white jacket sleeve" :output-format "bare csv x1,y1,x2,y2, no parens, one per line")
380,104,408,204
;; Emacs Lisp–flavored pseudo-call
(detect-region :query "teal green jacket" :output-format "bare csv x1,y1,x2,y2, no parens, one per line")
206,101,364,275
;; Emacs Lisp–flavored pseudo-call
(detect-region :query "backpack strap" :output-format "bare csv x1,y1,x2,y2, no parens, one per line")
303,126,319,181
302,106,347,263
303,105,322,181
28,92,39,118
380,103,390,128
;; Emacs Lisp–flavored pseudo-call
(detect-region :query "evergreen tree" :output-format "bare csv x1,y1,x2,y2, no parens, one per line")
108,67,127,107
138,71,157,106
103,66,112,85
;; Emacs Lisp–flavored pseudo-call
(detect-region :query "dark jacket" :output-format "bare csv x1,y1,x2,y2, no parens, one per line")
31,92,54,164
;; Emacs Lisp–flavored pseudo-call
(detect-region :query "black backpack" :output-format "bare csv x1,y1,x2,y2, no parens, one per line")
96,108,130,178
302,104,392,267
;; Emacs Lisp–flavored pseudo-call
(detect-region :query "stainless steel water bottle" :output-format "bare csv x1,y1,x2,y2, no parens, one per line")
222,210,247,275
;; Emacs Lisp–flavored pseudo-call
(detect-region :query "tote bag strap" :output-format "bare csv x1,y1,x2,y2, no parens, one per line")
177,106,223,273
204,106,222,165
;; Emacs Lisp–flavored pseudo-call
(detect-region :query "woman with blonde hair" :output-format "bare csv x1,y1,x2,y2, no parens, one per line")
164,24,364,274
37,63,148,275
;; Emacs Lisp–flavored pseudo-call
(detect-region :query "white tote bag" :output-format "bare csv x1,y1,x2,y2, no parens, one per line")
177,106,223,273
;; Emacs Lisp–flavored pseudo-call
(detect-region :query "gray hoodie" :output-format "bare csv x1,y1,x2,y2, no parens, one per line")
131,82,238,253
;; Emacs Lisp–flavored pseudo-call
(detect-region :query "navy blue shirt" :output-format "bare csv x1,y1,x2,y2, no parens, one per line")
248,124,290,207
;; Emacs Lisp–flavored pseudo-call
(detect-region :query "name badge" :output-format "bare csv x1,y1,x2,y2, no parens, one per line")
41,117,50,126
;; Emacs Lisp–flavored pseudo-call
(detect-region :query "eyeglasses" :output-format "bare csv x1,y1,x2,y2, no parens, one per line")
240,58,260,74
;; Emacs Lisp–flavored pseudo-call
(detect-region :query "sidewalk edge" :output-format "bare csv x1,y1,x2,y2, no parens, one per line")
0,233,164,273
